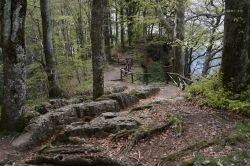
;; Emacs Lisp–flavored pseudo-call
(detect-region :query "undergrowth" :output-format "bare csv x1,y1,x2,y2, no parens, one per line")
158,122,250,165
185,72,250,115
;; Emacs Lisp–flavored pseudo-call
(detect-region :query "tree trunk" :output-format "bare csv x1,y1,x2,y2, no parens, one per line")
120,6,125,49
221,0,249,92
202,16,221,76
115,0,119,45
103,0,112,63
126,0,136,47
1,0,27,130
173,0,185,75
40,0,61,98
0,0,3,47
91,0,105,99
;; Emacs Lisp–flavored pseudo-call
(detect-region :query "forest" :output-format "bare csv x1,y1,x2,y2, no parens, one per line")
0,0,250,165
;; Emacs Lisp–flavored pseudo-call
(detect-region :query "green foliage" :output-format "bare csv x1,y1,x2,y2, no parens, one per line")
168,112,183,136
188,150,250,166
148,62,165,82
0,130,19,136
185,72,250,115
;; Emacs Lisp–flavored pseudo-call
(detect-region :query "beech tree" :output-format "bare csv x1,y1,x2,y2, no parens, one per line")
103,0,112,63
40,0,61,98
173,0,186,75
91,0,105,99
0,0,27,130
221,0,249,92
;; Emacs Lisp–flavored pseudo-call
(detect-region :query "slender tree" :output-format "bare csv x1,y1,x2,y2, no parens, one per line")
173,0,185,75
126,0,137,47
120,5,125,49
221,0,249,92
103,0,112,63
0,0,27,130
91,0,105,99
202,16,222,76
40,0,61,98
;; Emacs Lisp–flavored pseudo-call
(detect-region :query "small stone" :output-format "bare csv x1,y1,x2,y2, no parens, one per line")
103,112,117,119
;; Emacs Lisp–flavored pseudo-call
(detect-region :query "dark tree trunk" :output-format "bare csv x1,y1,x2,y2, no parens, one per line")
126,0,136,47
0,0,2,47
103,0,112,63
91,0,105,99
115,0,119,44
120,6,125,49
40,0,61,98
184,47,192,78
222,0,249,92
173,0,185,75
1,0,27,130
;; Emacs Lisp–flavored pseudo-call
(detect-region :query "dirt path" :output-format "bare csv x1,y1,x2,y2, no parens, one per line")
1,65,250,166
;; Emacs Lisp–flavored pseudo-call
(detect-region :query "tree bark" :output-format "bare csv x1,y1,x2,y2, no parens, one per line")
91,0,105,99
103,0,112,63
120,6,125,49
115,0,119,44
173,0,185,75
221,0,249,92
1,0,27,130
126,0,136,47
202,16,222,76
40,0,61,98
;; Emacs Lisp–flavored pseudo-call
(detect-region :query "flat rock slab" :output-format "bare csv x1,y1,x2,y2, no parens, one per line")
12,100,119,151
109,93,139,109
134,87,160,99
57,112,139,139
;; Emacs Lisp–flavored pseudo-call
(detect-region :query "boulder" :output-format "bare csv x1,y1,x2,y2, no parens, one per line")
109,93,139,109
134,87,160,99
105,84,128,94
12,100,119,151
57,112,139,139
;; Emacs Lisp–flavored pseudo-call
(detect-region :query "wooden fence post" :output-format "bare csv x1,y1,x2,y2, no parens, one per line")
120,69,123,80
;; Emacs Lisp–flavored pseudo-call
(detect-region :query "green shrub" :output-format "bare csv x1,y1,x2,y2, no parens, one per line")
148,62,165,82
185,72,250,115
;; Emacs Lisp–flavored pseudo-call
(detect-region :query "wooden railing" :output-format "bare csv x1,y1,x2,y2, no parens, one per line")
120,58,134,83
116,57,192,89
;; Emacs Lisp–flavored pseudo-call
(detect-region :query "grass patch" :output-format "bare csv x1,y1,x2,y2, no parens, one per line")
183,150,250,166
185,72,250,115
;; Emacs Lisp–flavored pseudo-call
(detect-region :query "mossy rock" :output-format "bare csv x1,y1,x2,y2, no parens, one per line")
180,160,194,166
35,104,48,114
16,111,41,132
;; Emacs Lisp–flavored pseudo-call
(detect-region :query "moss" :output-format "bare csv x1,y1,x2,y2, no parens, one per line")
168,113,183,136
187,150,250,166
16,110,41,131
0,130,19,136
95,95,111,101
180,160,194,166
185,72,250,115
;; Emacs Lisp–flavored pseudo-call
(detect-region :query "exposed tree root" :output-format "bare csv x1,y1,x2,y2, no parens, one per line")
112,129,137,141
121,121,173,153
40,145,102,154
157,129,250,166
26,155,126,166
130,105,153,112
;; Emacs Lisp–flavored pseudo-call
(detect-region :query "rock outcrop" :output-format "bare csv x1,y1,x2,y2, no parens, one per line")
12,100,119,151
